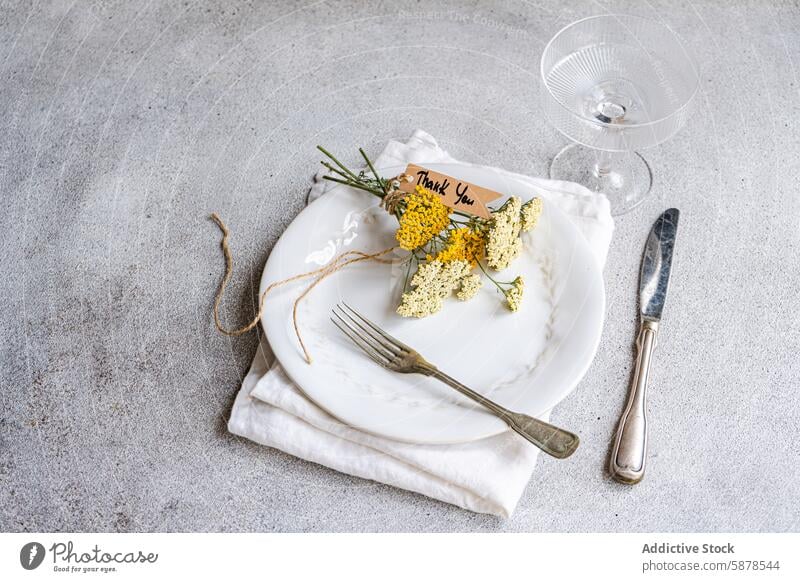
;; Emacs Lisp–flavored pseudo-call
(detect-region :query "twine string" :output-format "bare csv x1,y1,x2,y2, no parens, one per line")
210,212,395,364
380,172,413,215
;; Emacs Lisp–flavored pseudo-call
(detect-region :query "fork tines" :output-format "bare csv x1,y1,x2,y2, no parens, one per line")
330,303,411,368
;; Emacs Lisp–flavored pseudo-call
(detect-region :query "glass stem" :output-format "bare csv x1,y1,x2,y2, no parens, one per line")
594,150,613,178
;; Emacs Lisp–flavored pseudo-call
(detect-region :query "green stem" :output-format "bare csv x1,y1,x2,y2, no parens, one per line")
452,210,475,219
402,255,414,292
477,261,508,293
321,161,354,182
359,148,387,196
321,175,383,197
317,145,361,182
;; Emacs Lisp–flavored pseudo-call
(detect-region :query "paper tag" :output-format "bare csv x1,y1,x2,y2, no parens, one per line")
397,164,502,219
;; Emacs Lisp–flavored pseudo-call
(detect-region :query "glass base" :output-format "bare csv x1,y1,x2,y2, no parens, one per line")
549,143,653,216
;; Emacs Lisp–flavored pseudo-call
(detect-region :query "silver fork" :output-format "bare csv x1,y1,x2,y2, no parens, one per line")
331,303,580,459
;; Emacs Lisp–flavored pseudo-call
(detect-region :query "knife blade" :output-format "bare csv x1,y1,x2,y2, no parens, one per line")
609,208,680,484
640,208,680,322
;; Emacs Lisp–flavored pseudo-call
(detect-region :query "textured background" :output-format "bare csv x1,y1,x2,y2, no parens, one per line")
1,0,798,532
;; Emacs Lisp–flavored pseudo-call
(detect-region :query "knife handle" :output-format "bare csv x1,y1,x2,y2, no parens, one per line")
610,319,658,484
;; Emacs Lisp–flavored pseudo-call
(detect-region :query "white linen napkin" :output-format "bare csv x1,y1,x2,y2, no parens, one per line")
228,130,613,517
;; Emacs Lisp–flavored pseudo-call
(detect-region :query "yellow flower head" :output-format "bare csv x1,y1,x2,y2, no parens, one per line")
429,227,485,267
395,185,450,251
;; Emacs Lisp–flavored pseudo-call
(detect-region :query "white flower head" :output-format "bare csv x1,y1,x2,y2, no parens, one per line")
456,273,482,301
397,259,471,318
485,197,523,271
504,276,524,312
520,197,543,232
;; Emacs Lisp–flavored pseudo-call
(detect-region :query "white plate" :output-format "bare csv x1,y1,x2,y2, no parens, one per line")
260,163,605,444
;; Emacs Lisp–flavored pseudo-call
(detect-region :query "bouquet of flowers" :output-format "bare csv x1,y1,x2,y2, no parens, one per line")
318,146,543,318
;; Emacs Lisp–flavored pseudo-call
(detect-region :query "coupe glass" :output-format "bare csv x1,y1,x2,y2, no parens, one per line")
540,15,699,214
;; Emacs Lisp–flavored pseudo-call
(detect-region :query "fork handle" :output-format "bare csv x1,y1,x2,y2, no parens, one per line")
427,369,580,459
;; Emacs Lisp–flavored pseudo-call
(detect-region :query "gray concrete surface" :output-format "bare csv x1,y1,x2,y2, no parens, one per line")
1,0,799,532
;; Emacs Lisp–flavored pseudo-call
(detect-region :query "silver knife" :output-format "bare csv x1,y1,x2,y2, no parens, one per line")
609,208,680,484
